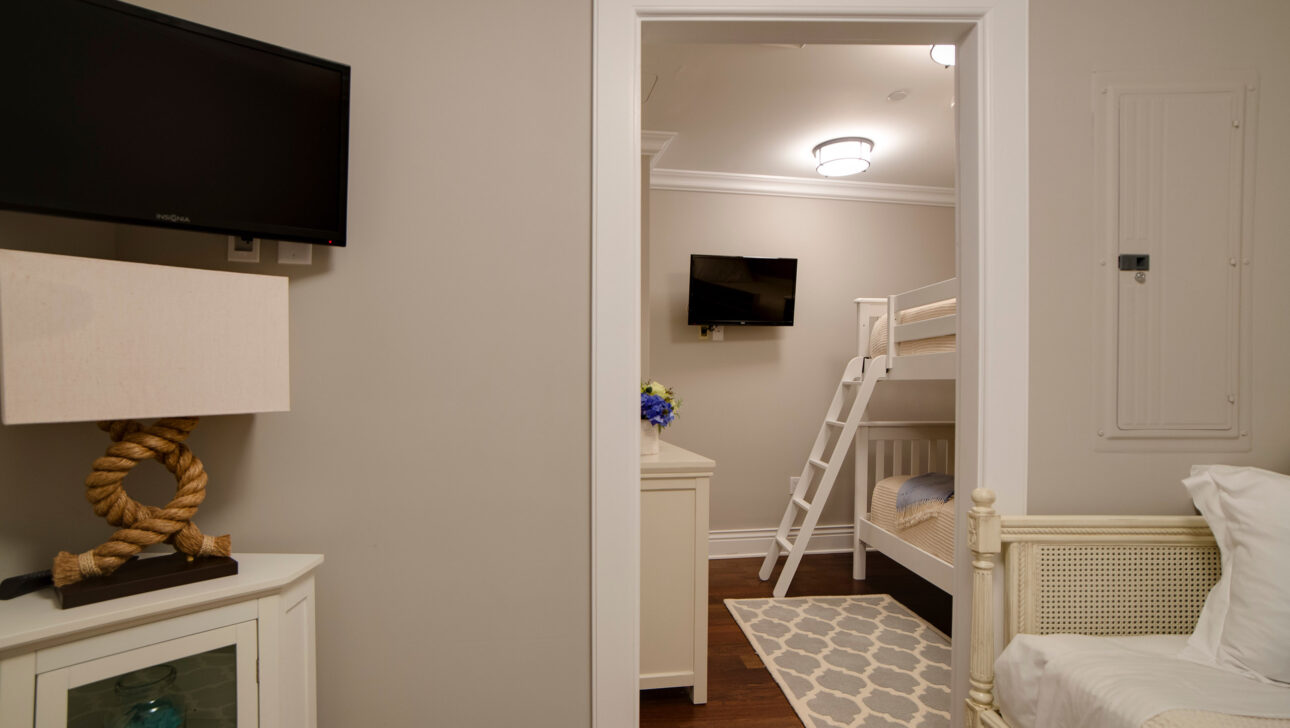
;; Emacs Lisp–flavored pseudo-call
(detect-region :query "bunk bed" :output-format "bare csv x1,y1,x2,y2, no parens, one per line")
851,279,958,594
760,278,957,598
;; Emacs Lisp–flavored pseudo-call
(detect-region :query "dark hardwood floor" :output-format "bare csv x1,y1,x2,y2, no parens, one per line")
640,552,951,728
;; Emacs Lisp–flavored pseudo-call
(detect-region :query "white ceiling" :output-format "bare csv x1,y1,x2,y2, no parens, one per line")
642,43,957,189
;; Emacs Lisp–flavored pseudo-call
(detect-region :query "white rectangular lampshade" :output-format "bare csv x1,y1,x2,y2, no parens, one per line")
0,249,289,425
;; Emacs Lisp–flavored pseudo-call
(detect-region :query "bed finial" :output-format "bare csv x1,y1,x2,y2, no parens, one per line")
966,487,1001,726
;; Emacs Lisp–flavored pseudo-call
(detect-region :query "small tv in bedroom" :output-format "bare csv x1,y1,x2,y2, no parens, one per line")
0,0,351,246
687,254,797,326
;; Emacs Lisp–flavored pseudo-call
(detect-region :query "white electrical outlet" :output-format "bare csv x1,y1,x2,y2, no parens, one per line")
277,240,313,265
227,236,260,263
789,476,800,494
711,325,724,341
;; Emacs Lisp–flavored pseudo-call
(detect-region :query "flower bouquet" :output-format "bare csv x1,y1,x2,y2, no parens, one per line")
640,380,679,455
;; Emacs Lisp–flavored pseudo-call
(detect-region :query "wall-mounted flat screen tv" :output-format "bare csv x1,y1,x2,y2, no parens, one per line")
0,0,351,246
687,254,797,326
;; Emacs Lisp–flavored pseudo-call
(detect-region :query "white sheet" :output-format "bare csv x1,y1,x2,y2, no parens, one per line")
867,298,956,358
996,634,1290,728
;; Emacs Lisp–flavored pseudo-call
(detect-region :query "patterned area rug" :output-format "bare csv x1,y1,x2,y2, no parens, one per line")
726,595,951,728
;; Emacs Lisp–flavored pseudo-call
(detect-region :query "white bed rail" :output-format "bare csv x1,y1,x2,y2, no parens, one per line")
887,277,957,356
855,277,958,381
890,276,958,311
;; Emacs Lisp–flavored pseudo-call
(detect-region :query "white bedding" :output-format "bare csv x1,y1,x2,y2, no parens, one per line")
868,474,954,564
996,634,1290,728
867,298,957,358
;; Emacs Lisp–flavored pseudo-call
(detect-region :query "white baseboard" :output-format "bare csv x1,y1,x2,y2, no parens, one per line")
708,524,856,559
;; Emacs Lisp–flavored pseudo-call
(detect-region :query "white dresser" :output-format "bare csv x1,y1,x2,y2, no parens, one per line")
640,442,714,704
0,553,321,728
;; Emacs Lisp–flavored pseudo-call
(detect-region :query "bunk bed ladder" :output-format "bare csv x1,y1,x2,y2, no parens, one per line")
758,354,888,597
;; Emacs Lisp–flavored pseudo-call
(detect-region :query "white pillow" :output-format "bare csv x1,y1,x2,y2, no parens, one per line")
1181,465,1290,685
1178,468,1232,668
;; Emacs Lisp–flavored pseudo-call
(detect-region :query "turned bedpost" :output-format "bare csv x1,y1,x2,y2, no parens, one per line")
965,488,1001,726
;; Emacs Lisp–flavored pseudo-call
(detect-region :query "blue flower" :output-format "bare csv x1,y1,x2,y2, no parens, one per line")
641,393,675,427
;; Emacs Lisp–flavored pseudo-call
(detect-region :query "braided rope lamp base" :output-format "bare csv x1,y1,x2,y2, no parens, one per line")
53,417,237,609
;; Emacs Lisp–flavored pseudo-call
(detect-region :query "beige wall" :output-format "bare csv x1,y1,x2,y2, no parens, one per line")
647,189,954,533
1027,0,1290,515
7,0,1285,719
0,1,591,726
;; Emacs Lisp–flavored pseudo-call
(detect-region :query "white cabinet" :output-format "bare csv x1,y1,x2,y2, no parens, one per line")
0,554,321,728
640,442,713,704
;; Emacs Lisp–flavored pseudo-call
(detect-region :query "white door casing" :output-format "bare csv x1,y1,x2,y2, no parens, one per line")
592,2,1029,726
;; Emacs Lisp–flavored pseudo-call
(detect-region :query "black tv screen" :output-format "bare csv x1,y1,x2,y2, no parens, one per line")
0,0,351,246
688,254,797,326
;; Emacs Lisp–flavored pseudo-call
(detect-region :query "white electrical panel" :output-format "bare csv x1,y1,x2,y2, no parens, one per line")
1093,70,1256,451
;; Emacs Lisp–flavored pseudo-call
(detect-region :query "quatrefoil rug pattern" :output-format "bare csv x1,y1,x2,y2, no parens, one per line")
726,595,951,728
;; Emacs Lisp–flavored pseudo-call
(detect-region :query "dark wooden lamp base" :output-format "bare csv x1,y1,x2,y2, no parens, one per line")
56,553,238,609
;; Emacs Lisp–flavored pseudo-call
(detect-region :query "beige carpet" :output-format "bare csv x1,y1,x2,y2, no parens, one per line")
726,595,950,728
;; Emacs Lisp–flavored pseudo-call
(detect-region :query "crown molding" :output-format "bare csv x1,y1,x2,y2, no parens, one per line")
649,167,956,207
641,130,677,168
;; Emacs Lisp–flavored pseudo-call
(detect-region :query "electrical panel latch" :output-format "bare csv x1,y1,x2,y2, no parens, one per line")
1118,254,1150,271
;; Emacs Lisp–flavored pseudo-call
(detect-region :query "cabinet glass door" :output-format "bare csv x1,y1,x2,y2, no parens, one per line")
36,622,257,728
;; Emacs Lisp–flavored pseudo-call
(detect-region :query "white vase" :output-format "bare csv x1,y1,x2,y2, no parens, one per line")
640,420,660,455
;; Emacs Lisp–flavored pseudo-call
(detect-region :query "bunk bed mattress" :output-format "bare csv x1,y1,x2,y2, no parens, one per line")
868,298,957,358
867,474,954,564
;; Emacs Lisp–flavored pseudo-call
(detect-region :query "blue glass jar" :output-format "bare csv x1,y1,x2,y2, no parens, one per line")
110,664,185,728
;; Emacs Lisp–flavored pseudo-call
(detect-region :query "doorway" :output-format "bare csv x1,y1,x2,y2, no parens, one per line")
592,3,1029,726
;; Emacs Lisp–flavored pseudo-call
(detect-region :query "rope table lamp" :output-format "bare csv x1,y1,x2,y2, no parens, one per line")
0,250,289,607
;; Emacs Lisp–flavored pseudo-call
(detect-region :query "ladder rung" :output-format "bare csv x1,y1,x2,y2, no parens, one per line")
775,535,794,552
792,496,811,511
825,419,845,428
841,379,862,387
808,458,828,470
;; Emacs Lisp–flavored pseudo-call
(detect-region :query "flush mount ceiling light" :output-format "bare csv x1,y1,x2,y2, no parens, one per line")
812,137,874,177
930,44,956,67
